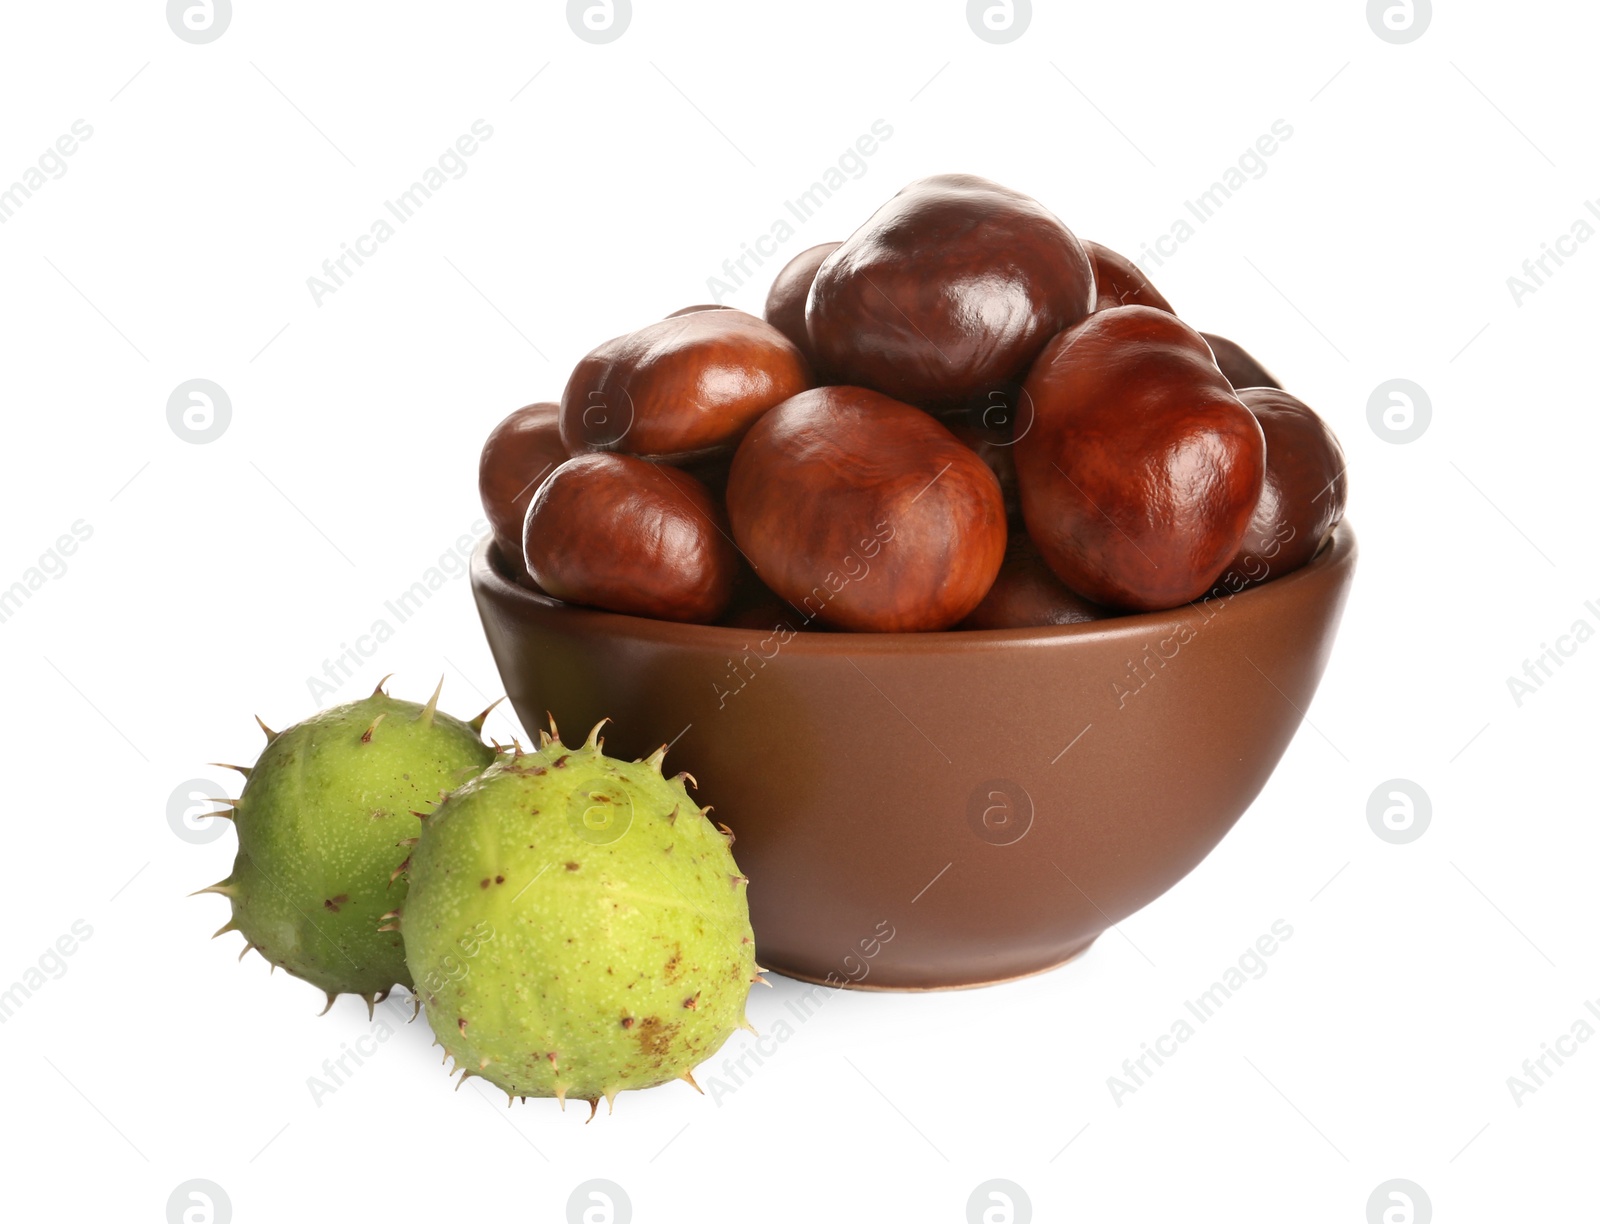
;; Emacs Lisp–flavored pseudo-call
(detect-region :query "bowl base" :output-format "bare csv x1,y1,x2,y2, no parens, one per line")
767,934,1100,993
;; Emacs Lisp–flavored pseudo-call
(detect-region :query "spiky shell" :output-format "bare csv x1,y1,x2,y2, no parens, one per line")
202,684,496,1009
400,721,758,1109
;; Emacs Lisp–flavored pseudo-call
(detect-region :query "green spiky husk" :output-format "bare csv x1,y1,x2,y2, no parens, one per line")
401,726,758,1107
215,691,496,1005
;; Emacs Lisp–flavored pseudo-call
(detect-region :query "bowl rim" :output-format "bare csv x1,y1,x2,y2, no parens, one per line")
473,520,1357,656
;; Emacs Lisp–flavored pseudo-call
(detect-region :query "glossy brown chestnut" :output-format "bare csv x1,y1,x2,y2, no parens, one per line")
1202,332,1282,390
1086,240,1175,314
762,241,839,370
806,174,1095,409
559,310,811,462
522,453,736,624
1216,388,1347,592
726,386,1006,632
958,534,1108,630
665,304,733,317
1015,306,1266,612
478,402,568,580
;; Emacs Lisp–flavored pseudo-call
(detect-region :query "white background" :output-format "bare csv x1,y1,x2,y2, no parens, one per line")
2,2,1595,1221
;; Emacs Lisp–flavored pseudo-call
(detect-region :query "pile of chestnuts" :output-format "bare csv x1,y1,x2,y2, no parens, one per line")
479,174,1347,633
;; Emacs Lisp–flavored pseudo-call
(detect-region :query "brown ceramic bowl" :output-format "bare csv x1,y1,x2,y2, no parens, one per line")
471,523,1356,990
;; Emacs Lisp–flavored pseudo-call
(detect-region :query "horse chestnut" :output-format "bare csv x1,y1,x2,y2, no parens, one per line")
665,304,733,317
806,174,1095,410
1215,388,1346,593
478,402,568,579
763,242,839,370
522,453,737,623
560,310,810,462
1015,306,1266,611
726,387,1006,632
959,535,1108,630
1202,332,1281,390
1086,241,1174,314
